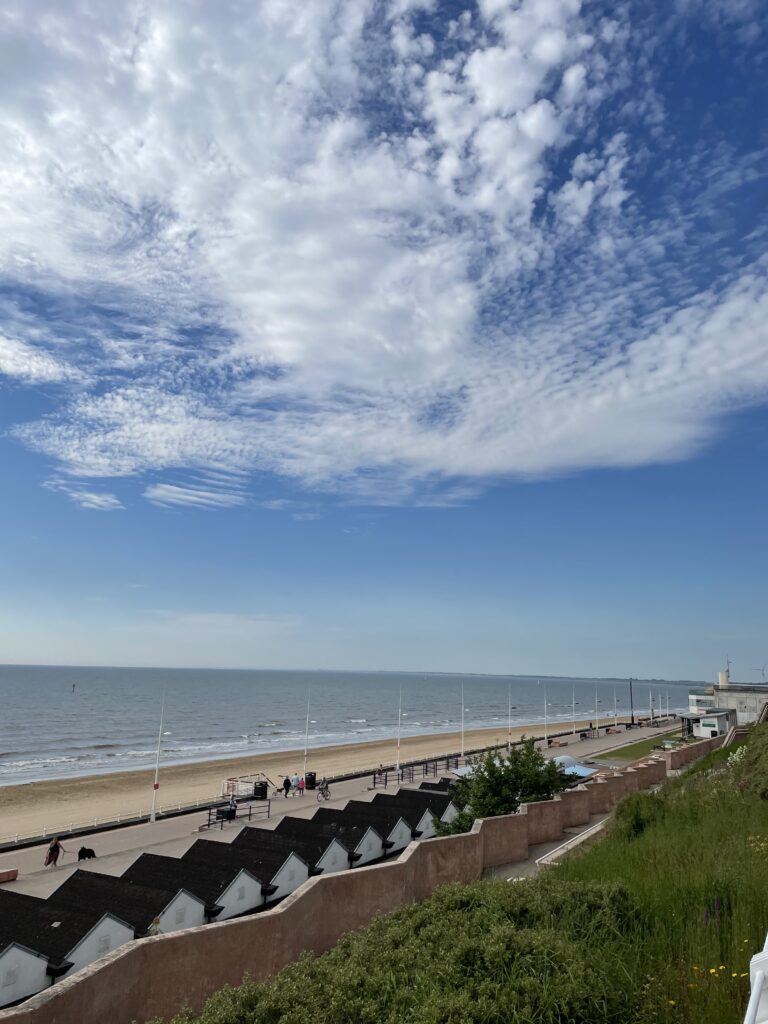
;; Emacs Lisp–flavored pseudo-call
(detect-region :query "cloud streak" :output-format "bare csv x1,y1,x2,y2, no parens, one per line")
0,0,766,507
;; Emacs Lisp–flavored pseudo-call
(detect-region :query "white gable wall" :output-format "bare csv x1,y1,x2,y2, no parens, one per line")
216,871,263,920
0,945,50,1009
157,891,206,934
316,839,349,875
354,829,384,866
63,915,134,979
386,819,413,853
268,854,309,903
415,810,437,839
441,802,459,823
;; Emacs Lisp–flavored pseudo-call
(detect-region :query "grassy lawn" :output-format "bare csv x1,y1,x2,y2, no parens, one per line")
608,728,680,761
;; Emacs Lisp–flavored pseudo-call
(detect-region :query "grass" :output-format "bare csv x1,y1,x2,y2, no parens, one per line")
608,729,680,761
553,740,767,1023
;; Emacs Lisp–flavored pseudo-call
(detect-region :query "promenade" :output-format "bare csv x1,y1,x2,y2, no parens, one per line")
0,723,671,897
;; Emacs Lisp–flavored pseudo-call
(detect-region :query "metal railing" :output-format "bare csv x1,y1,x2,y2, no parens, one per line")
744,933,768,1024
534,818,609,867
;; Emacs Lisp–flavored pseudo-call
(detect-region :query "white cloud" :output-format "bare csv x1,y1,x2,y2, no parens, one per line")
0,0,765,508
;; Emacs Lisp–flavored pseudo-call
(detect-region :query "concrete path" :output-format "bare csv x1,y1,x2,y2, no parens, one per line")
0,723,670,896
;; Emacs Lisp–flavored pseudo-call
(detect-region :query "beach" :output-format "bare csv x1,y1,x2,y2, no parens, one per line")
0,718,612,840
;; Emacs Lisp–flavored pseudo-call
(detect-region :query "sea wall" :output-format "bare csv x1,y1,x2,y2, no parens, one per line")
0,745,709,1024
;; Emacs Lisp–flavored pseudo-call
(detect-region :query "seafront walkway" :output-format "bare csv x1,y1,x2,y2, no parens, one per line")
0,724,671,897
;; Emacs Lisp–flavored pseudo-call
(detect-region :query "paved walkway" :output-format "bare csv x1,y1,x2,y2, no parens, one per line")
0,724,671,897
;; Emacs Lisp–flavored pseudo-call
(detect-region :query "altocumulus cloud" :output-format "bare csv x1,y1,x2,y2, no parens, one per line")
1,0,767,507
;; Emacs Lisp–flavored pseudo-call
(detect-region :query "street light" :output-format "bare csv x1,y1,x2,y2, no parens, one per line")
150,688,169,823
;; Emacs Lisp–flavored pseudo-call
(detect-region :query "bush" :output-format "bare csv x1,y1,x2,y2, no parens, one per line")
153,880,651,1024
436,739,569,835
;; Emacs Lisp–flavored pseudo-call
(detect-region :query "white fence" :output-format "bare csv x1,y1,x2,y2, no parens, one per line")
744,934,768,1024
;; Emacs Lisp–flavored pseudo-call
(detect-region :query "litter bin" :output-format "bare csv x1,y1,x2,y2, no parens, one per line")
305,771,317,790
253,781,268,800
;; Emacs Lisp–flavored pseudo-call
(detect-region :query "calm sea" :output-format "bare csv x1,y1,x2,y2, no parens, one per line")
0,666,699,786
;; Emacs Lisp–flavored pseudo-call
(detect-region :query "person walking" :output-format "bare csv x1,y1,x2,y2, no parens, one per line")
290,771,300,795
298,776,305,797
44,837,66,868
282,775,291,798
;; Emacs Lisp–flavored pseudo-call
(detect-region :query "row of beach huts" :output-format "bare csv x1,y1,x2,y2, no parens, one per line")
0,782,459,1008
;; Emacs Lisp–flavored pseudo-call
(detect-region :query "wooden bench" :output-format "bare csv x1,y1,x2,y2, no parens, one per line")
0,869,18,884
547,739,568,748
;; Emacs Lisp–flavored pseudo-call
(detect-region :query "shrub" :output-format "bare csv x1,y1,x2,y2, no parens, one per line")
435,739,569,835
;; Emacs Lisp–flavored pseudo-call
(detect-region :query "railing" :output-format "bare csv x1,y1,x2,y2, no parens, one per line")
744,933,768,1024
0,795,223,849
203,800,271,831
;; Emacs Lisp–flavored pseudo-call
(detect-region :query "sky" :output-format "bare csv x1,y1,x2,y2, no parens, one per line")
0,0,766,679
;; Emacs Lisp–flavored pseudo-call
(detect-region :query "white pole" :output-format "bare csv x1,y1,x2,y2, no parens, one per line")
461,683,465,757
649,689,653,721
594,685,599,732
614,687,617,721
544,685,548,742
659,690,663,719
149,688,166,823
572,683,576,735
396,684,402,773
507,682,512,753
666,692,670,717
302,688,311,779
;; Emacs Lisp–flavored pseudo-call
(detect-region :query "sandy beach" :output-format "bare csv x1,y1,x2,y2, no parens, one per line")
0,718,620,840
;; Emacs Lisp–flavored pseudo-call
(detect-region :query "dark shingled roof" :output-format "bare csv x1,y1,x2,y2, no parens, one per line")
273,815,372,856
313,804,405,839
122,854,241,911
371,789,453,818
336,800,420,835
182,837,304,886
49,869,189,935
419,778,454,792
233,825,341,871
0,888,126,969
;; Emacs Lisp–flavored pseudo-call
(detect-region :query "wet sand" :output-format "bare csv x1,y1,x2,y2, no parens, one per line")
0,718,610,840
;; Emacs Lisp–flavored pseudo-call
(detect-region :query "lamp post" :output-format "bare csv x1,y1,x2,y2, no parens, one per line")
507,682,512,754
543,685,548,743
396,684,403,774
302,688,311,780
150,688,167,824
629,677,635,726
594,685,600,732
460,683,465,758
572,683,577,735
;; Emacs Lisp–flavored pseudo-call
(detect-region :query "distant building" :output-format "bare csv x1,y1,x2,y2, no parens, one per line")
689,668,768,725
679,708,736,739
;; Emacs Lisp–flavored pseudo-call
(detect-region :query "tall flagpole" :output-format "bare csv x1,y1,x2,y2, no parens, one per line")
150,687,166,823
507,682,512,753
666,691,670,717
614,687,617,722
649,689,653,721
572,682,576,735
396,684,402,774
594,685,600,732
460,683,465,757
302,688,311,779
543,683,548,742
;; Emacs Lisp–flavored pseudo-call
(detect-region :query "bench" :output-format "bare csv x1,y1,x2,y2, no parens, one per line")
547,739,568,748
0,869,18,884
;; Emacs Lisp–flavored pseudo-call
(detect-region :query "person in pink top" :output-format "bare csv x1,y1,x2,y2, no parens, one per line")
298,776,305,796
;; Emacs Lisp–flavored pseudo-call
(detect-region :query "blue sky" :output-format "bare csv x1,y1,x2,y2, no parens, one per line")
0,0,766,678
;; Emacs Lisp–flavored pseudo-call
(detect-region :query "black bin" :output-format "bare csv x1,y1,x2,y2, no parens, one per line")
305,771,317,790
253,781,268,800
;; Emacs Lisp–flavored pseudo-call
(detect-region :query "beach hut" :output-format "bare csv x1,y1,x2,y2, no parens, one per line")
182,837,309,906
0,889,133,1008
418,778,454,792
314,803,415,855
273,815,384,868
232,825,349,876
49,869,206,936
122,853,262,922
370,791,458,838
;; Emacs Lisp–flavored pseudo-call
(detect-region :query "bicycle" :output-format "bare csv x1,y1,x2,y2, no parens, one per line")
316,779,331,801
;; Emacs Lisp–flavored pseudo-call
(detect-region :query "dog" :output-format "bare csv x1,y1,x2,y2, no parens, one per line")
78,846,96,861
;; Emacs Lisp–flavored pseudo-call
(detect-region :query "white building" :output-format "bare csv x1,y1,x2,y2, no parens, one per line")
689,669,768,726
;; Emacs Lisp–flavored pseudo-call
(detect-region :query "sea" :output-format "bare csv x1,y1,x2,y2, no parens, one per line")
0,666,700,787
